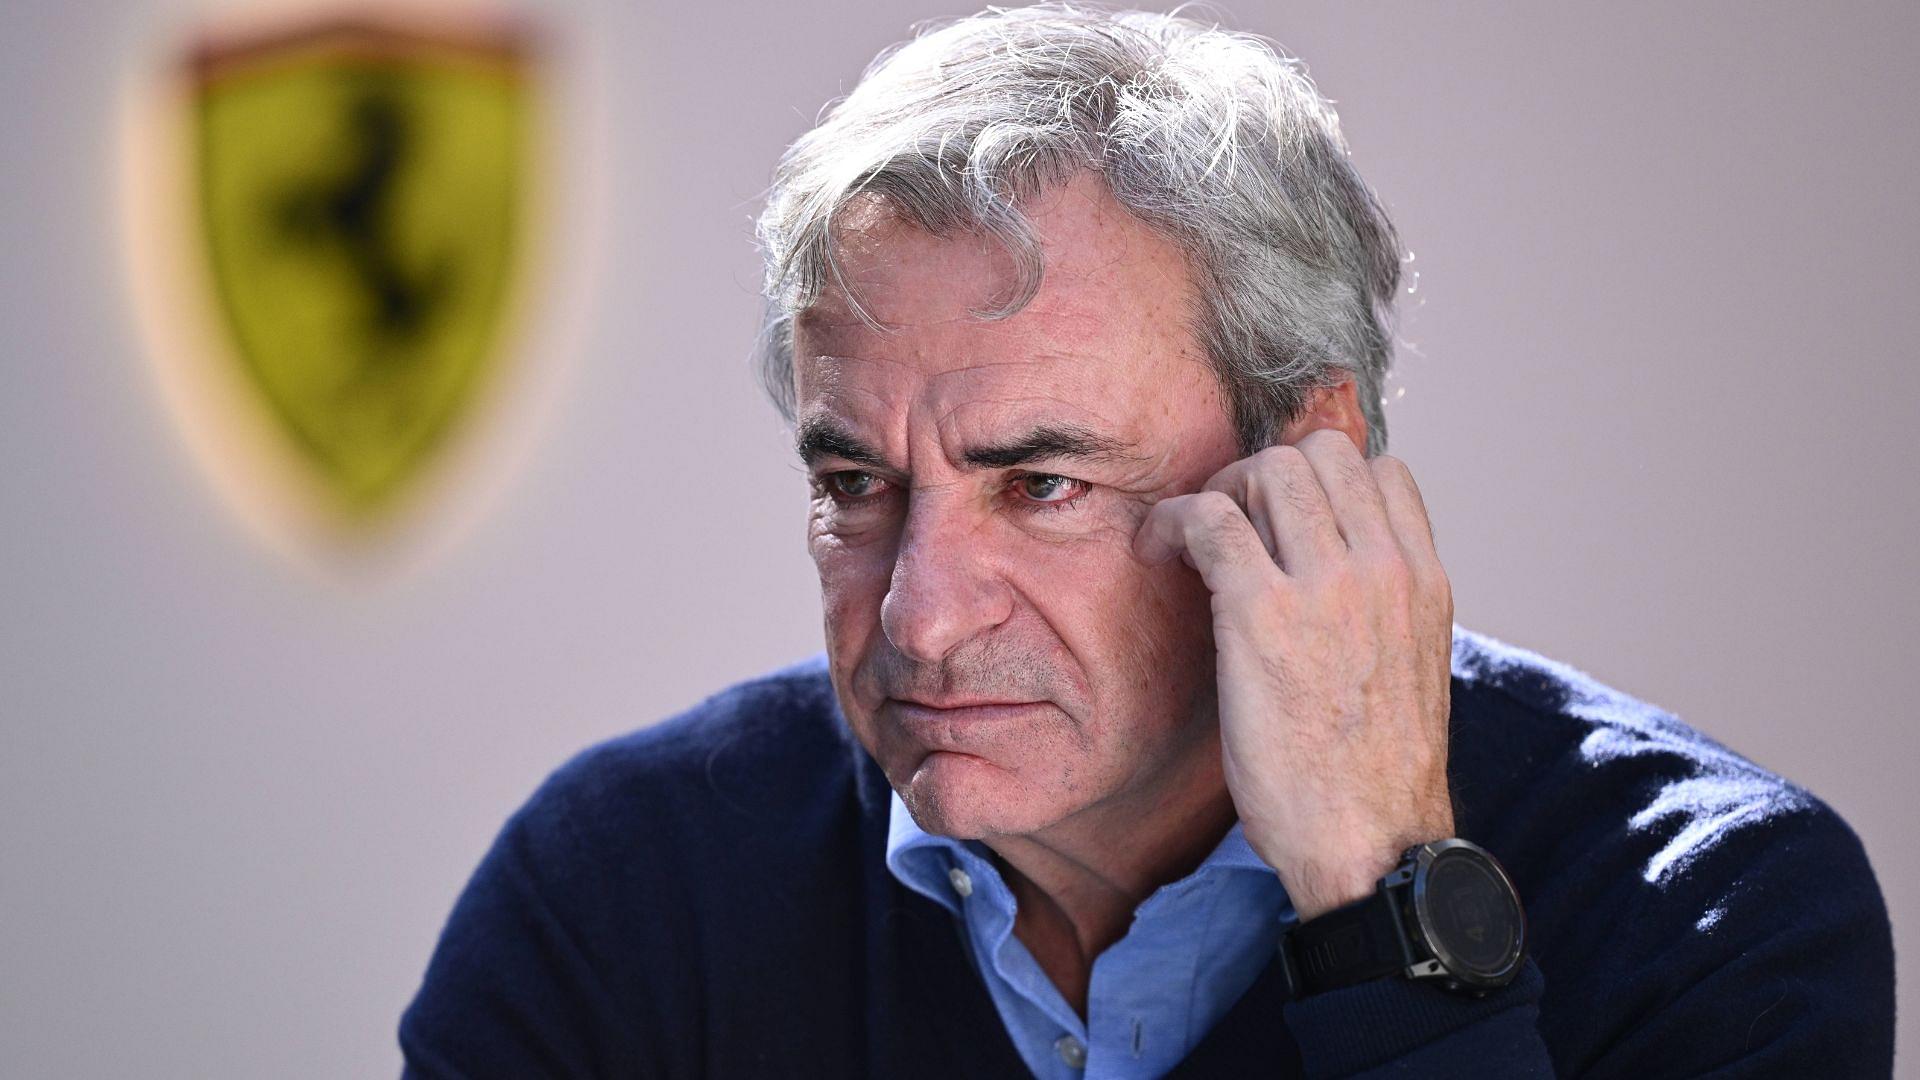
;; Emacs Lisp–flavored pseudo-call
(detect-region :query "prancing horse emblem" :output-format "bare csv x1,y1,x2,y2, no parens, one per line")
187,16,536,518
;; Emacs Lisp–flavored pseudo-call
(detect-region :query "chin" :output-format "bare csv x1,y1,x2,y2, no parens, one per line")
897,750,1074,840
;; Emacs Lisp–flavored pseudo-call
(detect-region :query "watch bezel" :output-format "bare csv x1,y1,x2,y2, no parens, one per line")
1406,838,1527,991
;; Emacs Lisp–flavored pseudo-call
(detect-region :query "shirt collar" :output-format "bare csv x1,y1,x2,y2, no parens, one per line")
883,788,1277,904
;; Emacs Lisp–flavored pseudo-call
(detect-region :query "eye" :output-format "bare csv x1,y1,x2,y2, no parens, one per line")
822,470,887,500
1012,473,1089,511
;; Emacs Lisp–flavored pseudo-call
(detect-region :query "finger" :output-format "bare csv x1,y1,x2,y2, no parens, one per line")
1203,445,1344,578
1368,454,1440,563
1369,456,1456,667
1132,490,1280,596
1195,455,1278,558
1295,429,1397,558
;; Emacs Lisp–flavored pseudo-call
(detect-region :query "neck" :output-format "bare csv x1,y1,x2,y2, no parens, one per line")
979,732,1239,1019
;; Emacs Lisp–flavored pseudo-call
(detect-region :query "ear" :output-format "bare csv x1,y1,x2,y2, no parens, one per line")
1277,377,1370,456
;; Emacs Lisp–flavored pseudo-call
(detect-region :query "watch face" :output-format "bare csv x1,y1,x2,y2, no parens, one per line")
1415,844,1525,985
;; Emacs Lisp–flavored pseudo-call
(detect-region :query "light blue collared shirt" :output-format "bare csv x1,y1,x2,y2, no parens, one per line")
884,792,1296,1079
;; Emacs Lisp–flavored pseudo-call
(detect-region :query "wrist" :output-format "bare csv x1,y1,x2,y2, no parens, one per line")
1283,852,1398,923
1255,812,1457,922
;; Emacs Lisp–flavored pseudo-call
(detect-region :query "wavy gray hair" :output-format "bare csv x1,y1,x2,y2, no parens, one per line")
752,2,1403,457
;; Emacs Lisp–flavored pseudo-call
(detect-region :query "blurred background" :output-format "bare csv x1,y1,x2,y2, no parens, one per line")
3,0,1915,1075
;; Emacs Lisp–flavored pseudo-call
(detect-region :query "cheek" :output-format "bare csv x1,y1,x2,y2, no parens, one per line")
1126,565,1218,715
1045,523,1208,624
809,522,894,674
1017,529,1215,704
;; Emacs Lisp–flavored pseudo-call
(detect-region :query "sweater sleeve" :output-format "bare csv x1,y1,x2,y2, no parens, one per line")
1283,798,1895,1078
1565,799,1897,1077
1283,959,1556,1077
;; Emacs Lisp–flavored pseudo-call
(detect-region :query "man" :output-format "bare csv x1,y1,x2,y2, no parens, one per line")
400,5,1895,1076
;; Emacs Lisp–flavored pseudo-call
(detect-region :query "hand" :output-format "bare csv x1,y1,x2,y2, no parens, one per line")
1131,428,1456,921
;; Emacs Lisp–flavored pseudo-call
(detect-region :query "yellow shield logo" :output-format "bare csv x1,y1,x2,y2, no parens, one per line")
183,16,537,520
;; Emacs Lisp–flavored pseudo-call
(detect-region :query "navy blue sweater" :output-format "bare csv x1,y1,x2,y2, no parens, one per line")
399,627,1895,1077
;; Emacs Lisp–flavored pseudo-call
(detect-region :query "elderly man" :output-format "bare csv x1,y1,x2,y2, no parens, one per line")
400,5,1894,1077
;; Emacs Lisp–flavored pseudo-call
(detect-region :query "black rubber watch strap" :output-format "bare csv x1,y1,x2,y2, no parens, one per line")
1280,886,1411,998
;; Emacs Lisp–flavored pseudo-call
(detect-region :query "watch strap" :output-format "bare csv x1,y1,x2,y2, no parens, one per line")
1279,880,1413,998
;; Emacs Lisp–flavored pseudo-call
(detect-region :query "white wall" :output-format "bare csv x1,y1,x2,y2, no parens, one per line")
3,1,1914,1075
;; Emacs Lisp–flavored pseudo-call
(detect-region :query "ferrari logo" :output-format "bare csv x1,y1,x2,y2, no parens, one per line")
187,17,536,517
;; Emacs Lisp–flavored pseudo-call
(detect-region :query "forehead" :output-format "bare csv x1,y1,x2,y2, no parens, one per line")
792,174,1218,447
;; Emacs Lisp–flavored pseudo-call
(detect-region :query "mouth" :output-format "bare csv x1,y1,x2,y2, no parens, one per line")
885,697,1055,730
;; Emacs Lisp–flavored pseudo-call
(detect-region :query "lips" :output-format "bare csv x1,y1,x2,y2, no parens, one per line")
894,696,1040,710
886,698,1055,731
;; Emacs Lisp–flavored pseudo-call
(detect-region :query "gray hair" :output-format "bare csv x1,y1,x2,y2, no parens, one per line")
752,1,1403,458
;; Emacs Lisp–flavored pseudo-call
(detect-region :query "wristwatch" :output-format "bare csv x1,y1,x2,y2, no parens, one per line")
1277,838,1526,999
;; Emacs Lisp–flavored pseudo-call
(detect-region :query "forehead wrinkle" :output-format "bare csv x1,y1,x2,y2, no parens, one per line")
920,358,1051,384
794,353,916,443
932,393,1127,447
803,287,1116,340
802,352,920,372
794,360,893,423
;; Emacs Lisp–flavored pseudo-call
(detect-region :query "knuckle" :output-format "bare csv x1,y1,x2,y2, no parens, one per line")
1255,445,1313,488
1281,474,1326,517
1297,431,1375,494
1399,551,1448,603
1369,454,1412,482
1191,530,1237,568
1200,459,1247,494
1254,443,1303,469
1334,453,1374,496
1146,493,1190,521
1371,551,1415,591
1192,490,1245,529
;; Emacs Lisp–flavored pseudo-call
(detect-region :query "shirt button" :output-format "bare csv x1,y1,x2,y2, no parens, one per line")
1054,1034,1087,1069
947,866,973,897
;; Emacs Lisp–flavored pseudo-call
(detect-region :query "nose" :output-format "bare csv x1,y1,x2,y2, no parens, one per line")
879,494,1013,665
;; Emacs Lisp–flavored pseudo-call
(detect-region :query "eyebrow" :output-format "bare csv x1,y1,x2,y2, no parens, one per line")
962,425,1136,469
795,416,888,469
795,415,1137,472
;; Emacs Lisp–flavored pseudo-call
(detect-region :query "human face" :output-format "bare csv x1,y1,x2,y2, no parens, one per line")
794,173,1244,841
